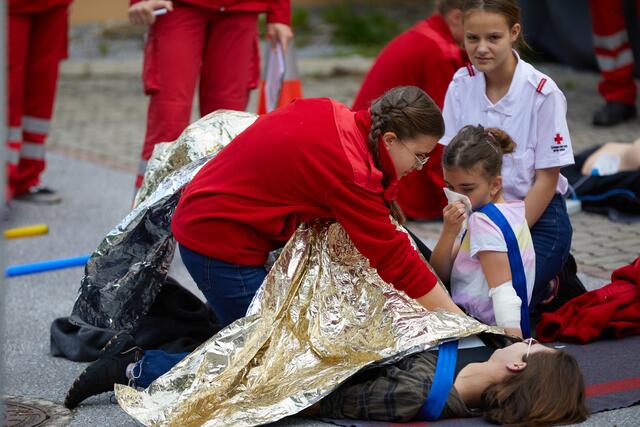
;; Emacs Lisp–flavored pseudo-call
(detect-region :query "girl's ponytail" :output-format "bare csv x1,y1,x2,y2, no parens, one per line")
486,127,515,155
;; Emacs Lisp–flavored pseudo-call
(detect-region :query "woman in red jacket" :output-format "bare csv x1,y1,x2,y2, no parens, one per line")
128,0,293,188
171,85,463,324
64,86,463,408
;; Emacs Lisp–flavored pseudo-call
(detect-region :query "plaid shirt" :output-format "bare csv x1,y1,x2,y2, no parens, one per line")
319,350,473,422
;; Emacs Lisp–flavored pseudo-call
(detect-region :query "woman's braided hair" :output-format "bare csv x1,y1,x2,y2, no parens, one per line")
368,86,444,223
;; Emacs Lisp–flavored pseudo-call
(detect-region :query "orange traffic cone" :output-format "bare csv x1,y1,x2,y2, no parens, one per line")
257,42,303,114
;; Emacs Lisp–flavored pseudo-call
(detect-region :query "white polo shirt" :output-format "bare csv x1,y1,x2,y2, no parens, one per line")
440,51,574,200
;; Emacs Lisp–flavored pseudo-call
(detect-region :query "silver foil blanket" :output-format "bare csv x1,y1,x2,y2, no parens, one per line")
69,111,258,330
115,220,501,426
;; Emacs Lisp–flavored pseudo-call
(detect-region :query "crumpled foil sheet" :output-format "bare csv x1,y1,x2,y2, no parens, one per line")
115,220,502,427
134,110,258,207
69,110,257,330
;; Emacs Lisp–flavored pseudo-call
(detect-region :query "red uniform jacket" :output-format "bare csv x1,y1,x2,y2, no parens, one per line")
130,0,290,24
536,257,640,343
9,0,72,14
353,14,466,220
172,98,438,298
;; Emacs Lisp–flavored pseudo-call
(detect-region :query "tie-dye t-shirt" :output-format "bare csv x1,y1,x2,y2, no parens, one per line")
450,200,535,325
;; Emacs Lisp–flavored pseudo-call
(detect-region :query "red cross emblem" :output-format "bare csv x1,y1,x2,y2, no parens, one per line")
554,133,563,144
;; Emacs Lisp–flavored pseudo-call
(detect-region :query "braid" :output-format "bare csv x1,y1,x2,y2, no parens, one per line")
368,106,385,174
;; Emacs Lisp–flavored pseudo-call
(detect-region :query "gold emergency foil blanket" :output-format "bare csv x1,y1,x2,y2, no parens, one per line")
115,221,501,426
134,110,258,207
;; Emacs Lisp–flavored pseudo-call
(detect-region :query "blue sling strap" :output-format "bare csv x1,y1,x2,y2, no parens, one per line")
415,339,459,421
478,202,531,338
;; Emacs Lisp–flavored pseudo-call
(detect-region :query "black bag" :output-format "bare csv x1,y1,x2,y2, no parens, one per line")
51,276,220,362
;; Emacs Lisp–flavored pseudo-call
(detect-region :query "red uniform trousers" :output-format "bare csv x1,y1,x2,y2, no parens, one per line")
136,3,259,188
589,0,639,105
7,5,68,198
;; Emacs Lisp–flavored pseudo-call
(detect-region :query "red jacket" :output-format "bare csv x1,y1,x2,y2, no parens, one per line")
352,14,466,220
9,0,72,14
172,98,438,298
537,257,640,343
129,0,290,24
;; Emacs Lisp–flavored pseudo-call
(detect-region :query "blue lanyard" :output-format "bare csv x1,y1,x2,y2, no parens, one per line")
415,340,459,421
477,202,531,338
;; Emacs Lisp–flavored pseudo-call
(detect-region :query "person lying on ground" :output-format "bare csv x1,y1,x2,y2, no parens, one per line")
304,336,589,425
562,138,640,216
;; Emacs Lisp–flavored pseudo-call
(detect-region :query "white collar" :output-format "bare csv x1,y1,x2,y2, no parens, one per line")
479,50,524,116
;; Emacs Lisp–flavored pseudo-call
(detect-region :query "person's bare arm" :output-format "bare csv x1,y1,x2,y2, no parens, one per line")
415,284,465,315
524,167,560,227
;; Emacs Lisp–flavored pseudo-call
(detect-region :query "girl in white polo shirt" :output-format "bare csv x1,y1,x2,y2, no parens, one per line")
440,0,575,310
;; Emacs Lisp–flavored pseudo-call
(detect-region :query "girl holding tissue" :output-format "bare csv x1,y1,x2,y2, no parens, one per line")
431,125,535,338
440,0,574,309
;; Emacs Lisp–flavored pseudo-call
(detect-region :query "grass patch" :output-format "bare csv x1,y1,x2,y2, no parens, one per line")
322,5,401,48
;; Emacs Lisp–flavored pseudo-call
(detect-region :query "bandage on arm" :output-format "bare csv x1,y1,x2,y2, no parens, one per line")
488,280,521,328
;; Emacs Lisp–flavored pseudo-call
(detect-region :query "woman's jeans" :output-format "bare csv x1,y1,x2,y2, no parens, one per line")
530,194,573,309
134,244,267,388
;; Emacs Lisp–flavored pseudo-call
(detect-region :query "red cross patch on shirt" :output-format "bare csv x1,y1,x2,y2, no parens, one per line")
551,132,567,153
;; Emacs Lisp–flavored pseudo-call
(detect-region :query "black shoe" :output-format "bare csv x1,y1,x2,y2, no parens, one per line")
593,101,637,126
14,185,62,204
64,334,141,409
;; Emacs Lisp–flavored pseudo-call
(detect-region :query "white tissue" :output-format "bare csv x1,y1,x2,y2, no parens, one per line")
443,187,472,231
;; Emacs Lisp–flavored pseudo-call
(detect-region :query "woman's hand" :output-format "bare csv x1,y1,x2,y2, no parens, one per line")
266,23,294,51
128,0,173,25
442,201,467,237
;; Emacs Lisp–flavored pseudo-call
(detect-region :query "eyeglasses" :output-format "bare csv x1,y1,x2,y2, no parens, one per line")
524,337,539,359
399,141,430,170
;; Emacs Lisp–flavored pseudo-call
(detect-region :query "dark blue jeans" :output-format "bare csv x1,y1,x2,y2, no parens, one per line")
134,244,267,388
530,194,573,309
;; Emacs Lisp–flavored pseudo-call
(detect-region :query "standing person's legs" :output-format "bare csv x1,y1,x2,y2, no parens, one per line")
530,194,573,309
198,12,259,115
12,6,68,201
589,0,637,125
6,13,31,201
135,3,208,189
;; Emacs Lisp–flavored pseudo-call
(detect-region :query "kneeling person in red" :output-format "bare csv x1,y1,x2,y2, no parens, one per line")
352,0,467,220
